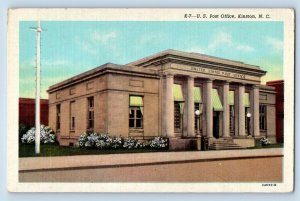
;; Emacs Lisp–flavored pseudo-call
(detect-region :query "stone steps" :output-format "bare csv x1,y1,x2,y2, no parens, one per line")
209,139,245,150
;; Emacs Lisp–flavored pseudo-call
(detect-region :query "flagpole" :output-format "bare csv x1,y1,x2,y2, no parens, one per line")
35,20,42,154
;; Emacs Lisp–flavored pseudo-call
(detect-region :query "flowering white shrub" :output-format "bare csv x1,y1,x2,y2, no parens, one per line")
149,137,168,149
260,137,271,146
19,124,29,142
21,125,56,144
123,137,139,149
77,132,168,150
77,132,89,148
94,134,110,149
78,132,119,149
111,137,122,149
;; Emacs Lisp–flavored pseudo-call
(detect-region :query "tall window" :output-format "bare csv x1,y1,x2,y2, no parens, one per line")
129,107,143,128
129,96,143,129
174,102,182,129
87,97,94,129
56,104,61,130
70,101,75,131
229,105,235,131
259,105,267,130
173,84,184,131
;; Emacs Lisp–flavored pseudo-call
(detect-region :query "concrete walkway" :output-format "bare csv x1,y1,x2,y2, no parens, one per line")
19,148,283,172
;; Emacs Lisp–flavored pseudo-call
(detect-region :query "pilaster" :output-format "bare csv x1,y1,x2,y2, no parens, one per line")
187,76,195,137
205,79,213,138
165,74,175,137
222,81,230,138
238,84,246,137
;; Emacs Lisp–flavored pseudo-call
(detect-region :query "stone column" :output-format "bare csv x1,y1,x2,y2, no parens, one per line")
165,74,175,137
205,79,213,138
222,81,230,138
252,85,260,137
187,76,195,137
238,84,246,137
234,89,239,136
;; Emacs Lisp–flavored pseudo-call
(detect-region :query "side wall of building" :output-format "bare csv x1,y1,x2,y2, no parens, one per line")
48,72,160,145
48,75,109,146
267,80,284,143
259,88,276,143
106,74,160,139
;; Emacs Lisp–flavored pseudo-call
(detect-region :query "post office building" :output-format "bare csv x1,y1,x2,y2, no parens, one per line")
47,50,277,148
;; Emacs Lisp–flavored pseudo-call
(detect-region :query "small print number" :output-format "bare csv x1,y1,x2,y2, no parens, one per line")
262,184,277,187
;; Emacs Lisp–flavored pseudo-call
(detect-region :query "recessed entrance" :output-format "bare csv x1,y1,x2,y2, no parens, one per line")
213,111,220,138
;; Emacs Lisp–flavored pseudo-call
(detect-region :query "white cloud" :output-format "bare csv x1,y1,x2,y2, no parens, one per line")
20,58,70,70
43,59,69,66
74,36,96,55
235,44,255,52
139,32,167,45
265,36,283,52
90,30,117,44
186,47,206,54
208,31,233,50
74,30,119,56
208,30,255,53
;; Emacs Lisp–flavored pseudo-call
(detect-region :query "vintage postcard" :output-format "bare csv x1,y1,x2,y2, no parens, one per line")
7,8,294,192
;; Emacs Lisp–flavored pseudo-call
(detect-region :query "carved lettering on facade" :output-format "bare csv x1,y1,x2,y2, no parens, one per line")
187,66,246,79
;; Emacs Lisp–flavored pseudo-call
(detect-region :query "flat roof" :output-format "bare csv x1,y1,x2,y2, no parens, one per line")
128,49,262,70
266,80,284,85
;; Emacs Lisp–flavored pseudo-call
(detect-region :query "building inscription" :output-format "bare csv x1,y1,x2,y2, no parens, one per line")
189,66,246,79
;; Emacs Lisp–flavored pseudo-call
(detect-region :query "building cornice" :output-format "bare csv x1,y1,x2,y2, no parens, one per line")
47,63,160,93
259,85,276,94
127,49,268,77
132,54,266,77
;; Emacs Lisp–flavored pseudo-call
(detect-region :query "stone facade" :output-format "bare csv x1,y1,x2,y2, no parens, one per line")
259,85,277,143
48,64,160,146
47,50,277,147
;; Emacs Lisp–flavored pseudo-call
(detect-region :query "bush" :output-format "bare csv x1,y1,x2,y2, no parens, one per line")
260,137,271,146
19,124,29,143
123,137,138,149
149,137,168,149
77,132,168,150
21,125,56,144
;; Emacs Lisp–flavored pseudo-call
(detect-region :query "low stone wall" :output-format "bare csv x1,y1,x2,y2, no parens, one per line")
168,138,197,150
58,137,78,147
233,138,255,148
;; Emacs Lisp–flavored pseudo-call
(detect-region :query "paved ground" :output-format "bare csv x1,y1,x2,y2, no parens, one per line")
19,149,283,182
19,148,282,171
19,156,282,182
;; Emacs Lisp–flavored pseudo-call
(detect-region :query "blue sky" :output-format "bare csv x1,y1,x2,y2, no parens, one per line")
19,21,283,98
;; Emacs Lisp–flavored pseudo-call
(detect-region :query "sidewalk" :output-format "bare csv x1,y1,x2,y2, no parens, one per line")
19,148,283,172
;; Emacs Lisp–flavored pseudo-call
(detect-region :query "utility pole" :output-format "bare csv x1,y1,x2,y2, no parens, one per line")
31,20,43,154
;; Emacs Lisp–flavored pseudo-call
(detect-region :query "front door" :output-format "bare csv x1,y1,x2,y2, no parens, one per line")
213,111,219,138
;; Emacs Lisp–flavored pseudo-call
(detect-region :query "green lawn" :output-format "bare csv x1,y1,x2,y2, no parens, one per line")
247,143,284,149
19,143,284,157
19,144,166,157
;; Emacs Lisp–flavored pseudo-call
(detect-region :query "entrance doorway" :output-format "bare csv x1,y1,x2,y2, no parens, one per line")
213,111,220,138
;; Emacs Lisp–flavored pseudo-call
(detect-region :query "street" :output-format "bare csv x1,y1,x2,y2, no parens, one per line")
19,156,282,182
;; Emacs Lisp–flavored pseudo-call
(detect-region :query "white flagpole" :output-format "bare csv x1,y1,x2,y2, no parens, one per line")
35,20,42,154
